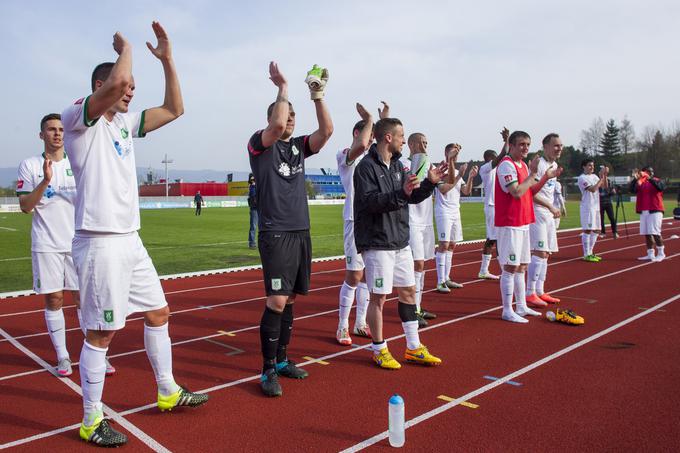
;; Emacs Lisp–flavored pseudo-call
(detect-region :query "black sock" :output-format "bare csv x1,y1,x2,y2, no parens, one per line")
260,306,282,373
397,301,418,322
276,304,294,363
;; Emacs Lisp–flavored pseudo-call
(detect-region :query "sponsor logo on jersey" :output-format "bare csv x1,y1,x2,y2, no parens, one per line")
104,310,114,323
17,180,24,189
271,278,282,291
66,169,73,176
120,127,129,139
504,174,513,182
44,185,55,198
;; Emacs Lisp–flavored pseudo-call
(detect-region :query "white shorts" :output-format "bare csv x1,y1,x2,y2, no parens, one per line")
435,214,463,243
639,211,663,235
409,224,435,261
529,210,559,253
31,251,78,294
343,220,365,271
72,232,168,331
580,206,601,231
484,205,497,240
362,246,416,295
496,226,531,266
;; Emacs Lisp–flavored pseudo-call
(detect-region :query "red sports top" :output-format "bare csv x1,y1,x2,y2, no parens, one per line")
494,156,535,227
635,177,665,213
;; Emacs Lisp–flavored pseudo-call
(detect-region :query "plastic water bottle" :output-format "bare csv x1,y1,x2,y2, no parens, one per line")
388,394,405,447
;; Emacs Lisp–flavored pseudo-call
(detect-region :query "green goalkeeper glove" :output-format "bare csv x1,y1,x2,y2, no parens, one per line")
305,64,329,100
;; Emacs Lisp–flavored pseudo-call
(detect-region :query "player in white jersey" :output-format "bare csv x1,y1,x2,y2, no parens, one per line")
61,24,206,447
16,114,116,378
553,179,566,230
405,132,437,327
434,144,478,293
526,133,564,307
335,102,379,345
578,158,608,262
477,127,509,280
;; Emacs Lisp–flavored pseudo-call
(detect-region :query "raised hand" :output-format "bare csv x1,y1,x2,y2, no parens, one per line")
459,162,469,176
447,143,461,161
112,32,130,55
356,103,372,122
469,164,479,178
403,174,420,197
269,61,287,88
378,101,390,119
528,154,540,174
546,165,563,179
146,21,171,60
42,157,53,184
427,161,449,185
501,127,510,143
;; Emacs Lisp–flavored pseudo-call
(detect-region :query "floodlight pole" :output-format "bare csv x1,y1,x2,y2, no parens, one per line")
162,154,174,199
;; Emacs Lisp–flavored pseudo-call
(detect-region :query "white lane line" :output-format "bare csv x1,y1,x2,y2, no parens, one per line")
0,327,171,452
340,292,680,452
0,227,18,232
4,253,677,448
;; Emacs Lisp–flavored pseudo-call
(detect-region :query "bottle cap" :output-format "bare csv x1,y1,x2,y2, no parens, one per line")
389,394,404,405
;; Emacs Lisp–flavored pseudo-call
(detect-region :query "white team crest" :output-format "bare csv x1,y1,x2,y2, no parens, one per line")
278,162,291,177
291,145,300,155
271,278,282,290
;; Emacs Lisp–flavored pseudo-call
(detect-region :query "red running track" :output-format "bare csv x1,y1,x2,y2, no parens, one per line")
0,223,679,452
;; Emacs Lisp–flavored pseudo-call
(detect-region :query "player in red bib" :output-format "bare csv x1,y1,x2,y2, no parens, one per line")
494,131,558,323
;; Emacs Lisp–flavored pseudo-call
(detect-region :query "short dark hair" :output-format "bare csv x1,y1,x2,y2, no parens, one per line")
483,149,497,162
91,62,115,92
581,158,594,168
444,143,457,154
353,120,367,135
509,130,531,145
267,101,293,119
408,133,425,147
374,118,402,143
542,133,560,146
40,113,61,131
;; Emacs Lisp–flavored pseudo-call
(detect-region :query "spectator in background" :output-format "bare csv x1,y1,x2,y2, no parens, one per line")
553,179,566,230
599,177,618,238
248,174,258,249
194,190,203,216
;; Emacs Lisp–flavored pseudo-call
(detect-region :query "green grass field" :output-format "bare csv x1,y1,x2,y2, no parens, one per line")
0,201,640,293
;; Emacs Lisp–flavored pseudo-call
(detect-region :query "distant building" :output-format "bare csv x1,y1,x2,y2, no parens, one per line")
306,174,343,197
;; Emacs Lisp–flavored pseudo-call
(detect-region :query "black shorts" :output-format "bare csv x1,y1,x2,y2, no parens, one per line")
258,230,311,296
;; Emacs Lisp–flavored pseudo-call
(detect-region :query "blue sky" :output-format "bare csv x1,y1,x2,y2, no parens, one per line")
2,0,679,176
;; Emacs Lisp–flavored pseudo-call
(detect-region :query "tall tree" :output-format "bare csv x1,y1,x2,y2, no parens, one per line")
619,115,635,155
579,117,605,155
600,119,622,169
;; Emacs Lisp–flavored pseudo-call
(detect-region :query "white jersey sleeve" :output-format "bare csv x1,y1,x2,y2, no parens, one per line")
496,159,518,194
16,159,36,194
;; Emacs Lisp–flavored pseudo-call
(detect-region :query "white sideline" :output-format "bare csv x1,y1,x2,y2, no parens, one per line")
0,220,652,300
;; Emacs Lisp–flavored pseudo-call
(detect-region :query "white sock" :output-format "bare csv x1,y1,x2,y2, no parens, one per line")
414,271,423,312
45,309,68,361
480,254,492,274
589,232,599,255
80,340,107,426
445,251,453,280
646,248,655,258
371,341,387,353
355,282,369,327
401,321,420,350
582,233,590,257
76,308,87,336
500,270,514,312
144,323,179,397
420,272,426,297
435,252,446,284
526,256,540,296
536,258,548,295
657,245,665,256
338,282,355,330
501,271,527,323
514,272,540,317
